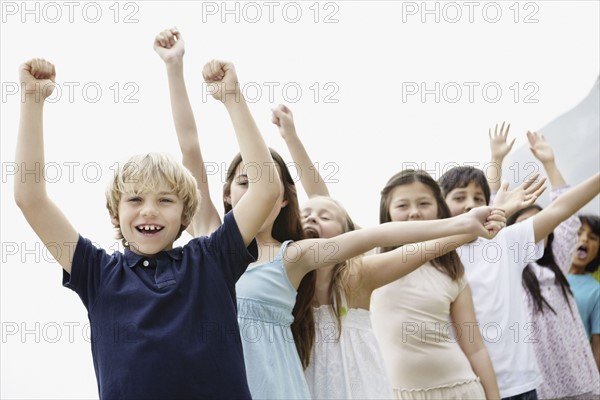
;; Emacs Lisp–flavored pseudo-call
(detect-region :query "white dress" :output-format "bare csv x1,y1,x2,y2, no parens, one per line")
304,292,394,399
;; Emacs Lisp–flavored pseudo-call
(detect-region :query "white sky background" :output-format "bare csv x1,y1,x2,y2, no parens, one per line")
1,1,599,398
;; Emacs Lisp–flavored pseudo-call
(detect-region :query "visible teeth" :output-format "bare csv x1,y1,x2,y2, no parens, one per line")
139,225,161,231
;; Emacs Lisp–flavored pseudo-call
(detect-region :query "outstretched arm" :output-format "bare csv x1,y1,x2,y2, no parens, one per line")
154,28,221,236
14,59,78,273
203,60,280,246
487,122,515,193
361,209,505,290
533,173,600,243
285,206,504,287
451,285,500,400
272,104,330,198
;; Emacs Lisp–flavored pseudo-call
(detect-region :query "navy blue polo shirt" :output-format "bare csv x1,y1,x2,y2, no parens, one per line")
63,212,256,399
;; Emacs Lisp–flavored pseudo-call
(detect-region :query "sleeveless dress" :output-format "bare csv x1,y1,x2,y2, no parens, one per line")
236,240,311,399
371,262,486,399
305,291,394,399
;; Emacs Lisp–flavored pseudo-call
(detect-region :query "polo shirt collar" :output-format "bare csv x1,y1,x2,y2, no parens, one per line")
123,246,184,268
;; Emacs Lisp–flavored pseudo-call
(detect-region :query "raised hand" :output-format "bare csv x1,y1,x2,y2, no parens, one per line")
20,58,56,101
527,131,554,164
202,60,240,103
489,121,515,161
153,27,185,63
494,175,547,218
271,104,297,139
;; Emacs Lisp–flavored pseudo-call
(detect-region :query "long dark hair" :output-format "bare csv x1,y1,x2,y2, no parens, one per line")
223,148,316,368
508,205,573,315
379,169,464,280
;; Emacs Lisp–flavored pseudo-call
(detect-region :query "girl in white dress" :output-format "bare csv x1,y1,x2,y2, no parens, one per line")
271,106,505,399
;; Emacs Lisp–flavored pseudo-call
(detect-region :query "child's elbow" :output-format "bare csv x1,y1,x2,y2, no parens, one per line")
14,191,46,211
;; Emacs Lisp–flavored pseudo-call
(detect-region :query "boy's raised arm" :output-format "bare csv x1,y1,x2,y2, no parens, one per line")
203,60,280,246
14,59,78,273
154,28,221,236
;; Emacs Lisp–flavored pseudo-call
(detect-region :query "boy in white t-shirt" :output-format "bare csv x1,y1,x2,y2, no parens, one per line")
439,166,600,400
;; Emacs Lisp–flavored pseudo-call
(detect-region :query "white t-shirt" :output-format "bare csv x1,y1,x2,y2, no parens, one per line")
458,217,544,398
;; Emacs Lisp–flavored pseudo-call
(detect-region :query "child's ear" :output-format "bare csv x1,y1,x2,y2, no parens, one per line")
280,198,288,208
224,194,232,205
181,216,191,228
111,215,119,226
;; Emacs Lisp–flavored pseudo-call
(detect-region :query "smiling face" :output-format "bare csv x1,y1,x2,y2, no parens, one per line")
572,222,600,270
113,183,188,256
387,182,439,222
300,197,347,239
444,181,487,217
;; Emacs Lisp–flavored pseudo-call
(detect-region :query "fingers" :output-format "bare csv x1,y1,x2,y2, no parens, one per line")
202,59,226,82
27,58,56,81
520,172,540,190
155,27,180,49
499,180,510,193
507,137,516,151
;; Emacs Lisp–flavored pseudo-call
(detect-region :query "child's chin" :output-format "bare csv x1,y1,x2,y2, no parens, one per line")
304,229,320,239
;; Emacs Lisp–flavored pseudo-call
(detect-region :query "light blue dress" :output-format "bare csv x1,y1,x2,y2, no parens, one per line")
236,240,311,399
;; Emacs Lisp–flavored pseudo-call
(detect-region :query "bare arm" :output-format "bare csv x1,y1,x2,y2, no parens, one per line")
154,28,221,236
362,210,506,290
487,122,515,193
203,60,280,246
14,59,79,273
527,130,566,187
533,173,600,243
272,104,330,198
451,285,500,399
285,207,503,287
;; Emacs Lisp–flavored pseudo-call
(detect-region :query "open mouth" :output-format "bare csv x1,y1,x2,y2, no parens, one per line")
136,225,164,235
303,227,320,239
576,244,589,260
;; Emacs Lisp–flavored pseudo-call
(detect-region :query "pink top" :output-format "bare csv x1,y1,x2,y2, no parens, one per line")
524,186,600,399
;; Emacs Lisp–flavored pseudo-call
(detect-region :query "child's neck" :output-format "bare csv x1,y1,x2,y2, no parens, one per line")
254,229,280,265
568,264,587,275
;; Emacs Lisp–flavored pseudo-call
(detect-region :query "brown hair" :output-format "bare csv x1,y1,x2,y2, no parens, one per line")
223,148,316,368
379,169,463,280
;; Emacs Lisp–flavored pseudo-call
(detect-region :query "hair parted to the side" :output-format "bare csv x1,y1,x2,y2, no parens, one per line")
222,148,316,368
579,215,600,273
438,166,491,205
106,153,200,247
379,169,464,280
508,205,573,315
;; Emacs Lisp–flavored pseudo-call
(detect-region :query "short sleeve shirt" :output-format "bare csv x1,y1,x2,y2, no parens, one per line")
63,211,257,399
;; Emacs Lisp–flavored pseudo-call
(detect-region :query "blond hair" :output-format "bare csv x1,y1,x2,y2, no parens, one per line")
106,153,200,247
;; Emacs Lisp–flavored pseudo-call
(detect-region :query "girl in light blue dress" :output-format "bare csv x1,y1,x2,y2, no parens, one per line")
159,34,505,398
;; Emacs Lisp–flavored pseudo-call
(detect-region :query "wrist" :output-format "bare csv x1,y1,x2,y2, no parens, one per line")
223,93,246,109
165,57,184,68
282,128,299,141
21,95,47,106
